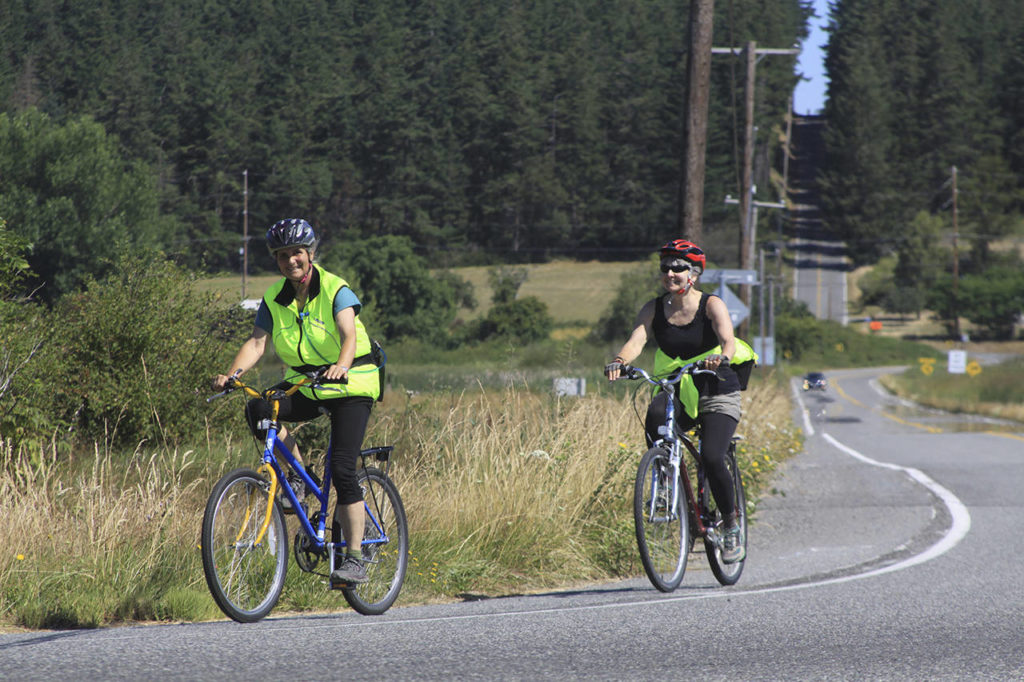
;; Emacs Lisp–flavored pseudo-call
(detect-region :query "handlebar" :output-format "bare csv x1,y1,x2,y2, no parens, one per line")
206,366,344,403
615,361,718,389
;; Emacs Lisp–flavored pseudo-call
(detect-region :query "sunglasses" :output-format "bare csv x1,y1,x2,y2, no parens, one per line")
660,263,691,274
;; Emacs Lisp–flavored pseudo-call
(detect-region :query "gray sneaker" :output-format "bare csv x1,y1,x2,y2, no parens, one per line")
279,475,305,515
331,555,368,585
722,525,745,564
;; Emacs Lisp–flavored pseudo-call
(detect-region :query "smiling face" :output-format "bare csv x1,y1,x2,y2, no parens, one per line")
660,257,697,295
275,246,312,283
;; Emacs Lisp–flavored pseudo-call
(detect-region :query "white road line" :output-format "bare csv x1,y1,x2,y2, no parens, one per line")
99,424,971,639
793,381,815,435
211,435,971,634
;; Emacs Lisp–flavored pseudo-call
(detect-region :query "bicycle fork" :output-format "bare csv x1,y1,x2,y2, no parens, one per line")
647,448,683,523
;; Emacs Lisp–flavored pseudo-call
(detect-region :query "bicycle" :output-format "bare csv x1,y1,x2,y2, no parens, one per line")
616,363,747,591
202,369,408,622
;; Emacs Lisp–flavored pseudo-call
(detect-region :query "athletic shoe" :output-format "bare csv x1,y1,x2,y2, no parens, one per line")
722,525,745,564
278,475,305,515
331,555,369,585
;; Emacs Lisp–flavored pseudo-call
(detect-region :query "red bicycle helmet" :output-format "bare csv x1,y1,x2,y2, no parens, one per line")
659,238,706,270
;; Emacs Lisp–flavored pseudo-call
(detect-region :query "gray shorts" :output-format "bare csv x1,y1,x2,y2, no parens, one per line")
699,391,742,422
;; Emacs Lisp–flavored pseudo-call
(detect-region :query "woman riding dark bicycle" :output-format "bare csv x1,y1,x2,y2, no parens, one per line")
212,218,381,586
604,239,755,563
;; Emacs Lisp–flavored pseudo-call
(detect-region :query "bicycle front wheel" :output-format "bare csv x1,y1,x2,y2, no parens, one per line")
342,467,409,615
634,447,689,592
704,448,747,585
201,468,289,623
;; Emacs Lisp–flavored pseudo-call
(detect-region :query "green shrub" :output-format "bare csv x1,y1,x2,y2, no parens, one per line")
775,310,940,367
6,250,249,450
590,263,658,343
322,235,473,344
477,296,553,343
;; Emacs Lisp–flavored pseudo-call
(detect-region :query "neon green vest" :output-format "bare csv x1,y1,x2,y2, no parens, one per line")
264,265,381,401
652,338,758,419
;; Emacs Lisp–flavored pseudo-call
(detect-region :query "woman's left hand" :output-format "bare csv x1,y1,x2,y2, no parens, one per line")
703,353,730,370
324,363,350,382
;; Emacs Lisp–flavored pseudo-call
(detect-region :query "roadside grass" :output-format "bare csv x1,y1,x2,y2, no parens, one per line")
0,367,798,629
879,355,1024,423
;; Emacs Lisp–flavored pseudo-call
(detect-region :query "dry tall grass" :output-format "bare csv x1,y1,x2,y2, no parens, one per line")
0,436,224,628
380,371,800,598
0,373,799,627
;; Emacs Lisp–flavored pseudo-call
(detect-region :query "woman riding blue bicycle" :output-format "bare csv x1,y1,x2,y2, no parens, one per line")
212,218,382,587
604,238,756,564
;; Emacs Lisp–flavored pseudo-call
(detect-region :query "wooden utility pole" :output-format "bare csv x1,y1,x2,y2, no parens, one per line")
782,93,793,199
677,0,715,244
711,42,799,337
242,169,249,300
739,41,756,283
951,165,960,340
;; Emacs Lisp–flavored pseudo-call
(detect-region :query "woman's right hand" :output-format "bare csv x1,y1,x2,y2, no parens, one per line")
211,370,241,392
604,358,624,381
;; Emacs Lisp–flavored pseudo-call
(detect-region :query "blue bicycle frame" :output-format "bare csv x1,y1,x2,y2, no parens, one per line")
259,419,392,569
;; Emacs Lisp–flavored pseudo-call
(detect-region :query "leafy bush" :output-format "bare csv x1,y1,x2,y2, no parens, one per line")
775,305,940,367
0,218,31,300
322,235,473,344
477,296,553,344
5,250,249,450
488,266,528,304
590,263,659,342
957,266,1024,339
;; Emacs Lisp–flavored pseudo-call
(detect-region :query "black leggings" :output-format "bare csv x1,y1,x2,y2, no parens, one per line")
645,392,738,520
246,392,373,505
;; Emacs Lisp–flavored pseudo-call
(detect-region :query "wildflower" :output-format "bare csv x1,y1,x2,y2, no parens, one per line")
16,554,25,561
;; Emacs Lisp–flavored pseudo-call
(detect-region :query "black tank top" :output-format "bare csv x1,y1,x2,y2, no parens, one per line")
652,292,740,395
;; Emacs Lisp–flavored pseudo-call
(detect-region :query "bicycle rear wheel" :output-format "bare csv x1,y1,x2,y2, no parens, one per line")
634,447,689,592
201,468,288,623
341,467,409,615
704,447,747,585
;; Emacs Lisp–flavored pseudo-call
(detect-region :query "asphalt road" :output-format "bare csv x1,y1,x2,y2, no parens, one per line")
2,367,1022,680
790,234,848,325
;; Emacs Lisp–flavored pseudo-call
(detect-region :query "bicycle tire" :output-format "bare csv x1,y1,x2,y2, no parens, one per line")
704,447,747,585
634,447,689,592
341,467,409,615
201,468,289,623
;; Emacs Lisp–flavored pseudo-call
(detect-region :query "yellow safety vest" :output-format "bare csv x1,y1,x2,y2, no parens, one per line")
263,265,381,401
652,338,758,420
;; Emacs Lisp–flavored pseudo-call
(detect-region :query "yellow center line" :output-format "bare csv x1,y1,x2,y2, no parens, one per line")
832,378,943,433
815,257,822,317
984,431,1024,442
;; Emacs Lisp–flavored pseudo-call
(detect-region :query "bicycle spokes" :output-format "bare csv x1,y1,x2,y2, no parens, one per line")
646,465,677,523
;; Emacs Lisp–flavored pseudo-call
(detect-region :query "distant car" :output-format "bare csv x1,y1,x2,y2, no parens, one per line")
802,372,828,391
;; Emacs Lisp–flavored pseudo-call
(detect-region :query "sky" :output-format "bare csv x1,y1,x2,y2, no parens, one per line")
792,0,831,115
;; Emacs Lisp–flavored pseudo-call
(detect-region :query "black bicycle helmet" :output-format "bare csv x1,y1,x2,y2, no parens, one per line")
266,218,317,255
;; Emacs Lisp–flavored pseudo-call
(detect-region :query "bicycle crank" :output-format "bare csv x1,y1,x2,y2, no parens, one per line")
293,532,324,572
